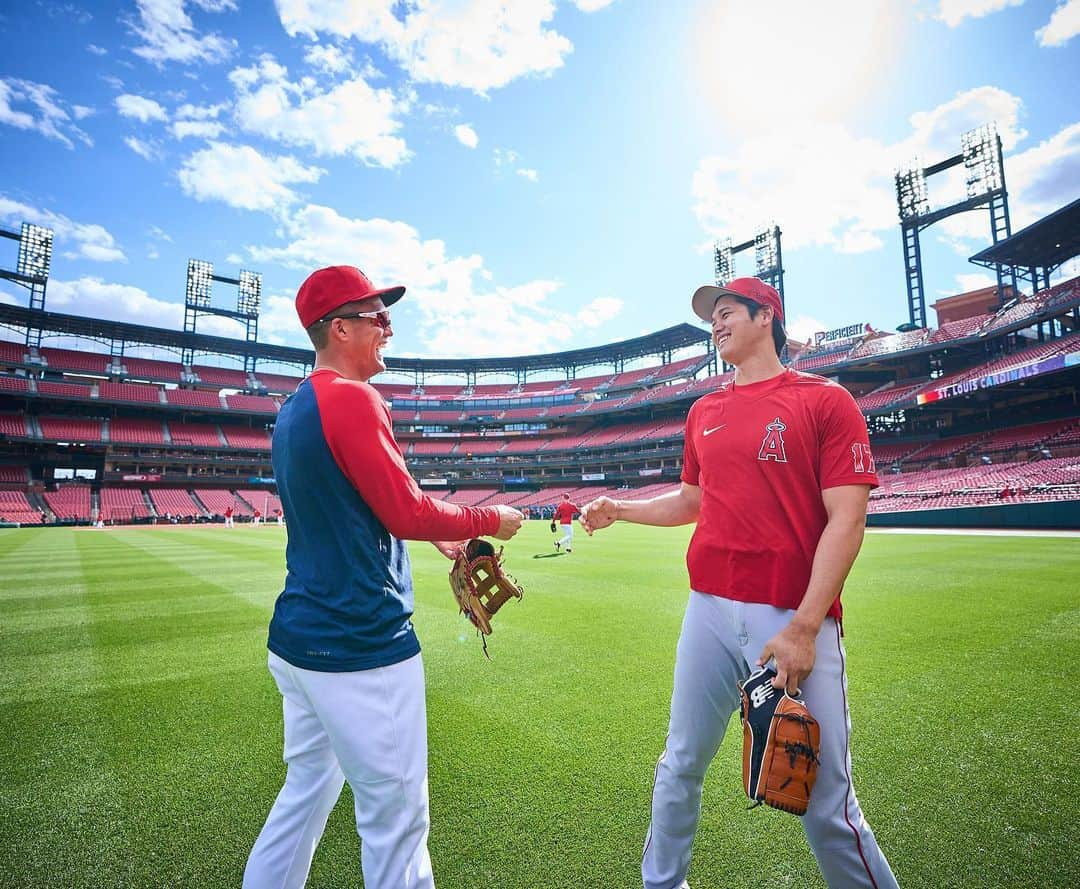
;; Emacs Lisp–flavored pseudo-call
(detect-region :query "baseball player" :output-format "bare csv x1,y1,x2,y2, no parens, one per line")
244,266,524,889
252,508,261,527
552,493,580,552
580,277,898,889
224,505,234,528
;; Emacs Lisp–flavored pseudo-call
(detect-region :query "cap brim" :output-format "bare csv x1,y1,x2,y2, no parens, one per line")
691,285,741,322
370,285,405,308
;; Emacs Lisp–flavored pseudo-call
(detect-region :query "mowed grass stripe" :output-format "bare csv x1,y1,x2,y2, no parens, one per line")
1,525,1078,887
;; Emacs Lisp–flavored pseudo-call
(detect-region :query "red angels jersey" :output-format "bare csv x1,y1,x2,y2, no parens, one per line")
554,501,579,524
681,369,878,620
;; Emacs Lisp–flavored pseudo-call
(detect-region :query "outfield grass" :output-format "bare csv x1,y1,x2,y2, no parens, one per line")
0,522,1077,888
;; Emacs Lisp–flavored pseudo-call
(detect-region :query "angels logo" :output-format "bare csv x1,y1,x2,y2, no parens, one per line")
758,417,788,463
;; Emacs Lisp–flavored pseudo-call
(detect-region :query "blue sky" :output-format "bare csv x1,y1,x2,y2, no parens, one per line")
0,0,1077,374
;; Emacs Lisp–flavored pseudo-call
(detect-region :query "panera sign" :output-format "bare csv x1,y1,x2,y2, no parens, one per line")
815,323,867,346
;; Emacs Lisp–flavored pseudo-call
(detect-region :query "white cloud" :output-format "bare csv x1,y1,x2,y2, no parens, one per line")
177,142,325,212
516,167,539,182
47,275,244,336
572,0,616,10
692,86,1030,257
171,119,225,139
0,78,93,149
127,0,237,67
229,55,411,168
455,123,479,148
176,101,228,119
275,0,573,94
0,196,126,263
786,314,830,344
72,105,95,120
951,272,997,294
1005,121,1080,226
936,0,1023,27
1037,0,1080,46
116,93,168,122
576,296,622,328
239,201,596,355
304,42,354,74
124,136,163,160
87,43,108,56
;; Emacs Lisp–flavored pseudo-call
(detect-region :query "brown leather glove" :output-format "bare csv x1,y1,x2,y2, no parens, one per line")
739,667,821,815
449,539,524,649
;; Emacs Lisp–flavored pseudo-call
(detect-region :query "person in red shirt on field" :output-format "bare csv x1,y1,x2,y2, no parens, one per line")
552,493,580,553
580,277,898,889
224,505,234,528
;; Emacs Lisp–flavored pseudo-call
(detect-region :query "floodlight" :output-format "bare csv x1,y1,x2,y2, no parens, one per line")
754,226,778,276
237,270,261,316
17,223,52,280
895,164,929,219
713,238,734,285
962,123,1002,197
186,259,213,308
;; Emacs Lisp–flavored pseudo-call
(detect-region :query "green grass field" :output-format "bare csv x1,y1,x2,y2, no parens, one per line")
0,522,1077,888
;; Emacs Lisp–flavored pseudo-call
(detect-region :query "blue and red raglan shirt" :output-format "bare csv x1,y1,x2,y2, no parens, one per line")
268,369,501,672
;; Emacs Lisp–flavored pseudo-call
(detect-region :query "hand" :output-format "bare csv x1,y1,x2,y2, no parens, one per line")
432,540,467,560
492,506,524,540
757,621,818,695
579,497,619,535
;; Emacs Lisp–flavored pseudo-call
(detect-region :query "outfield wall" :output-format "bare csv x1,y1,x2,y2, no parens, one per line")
867,500,1080,530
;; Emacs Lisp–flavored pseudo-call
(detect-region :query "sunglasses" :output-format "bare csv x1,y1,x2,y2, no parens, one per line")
319,309,392,331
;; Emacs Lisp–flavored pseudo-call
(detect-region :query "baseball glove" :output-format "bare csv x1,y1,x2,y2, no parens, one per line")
739,667,821,816
549,518,557,533
449,539,524,653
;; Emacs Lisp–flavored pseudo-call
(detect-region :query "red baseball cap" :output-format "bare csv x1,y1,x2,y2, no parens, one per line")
295,266,405,329
691,276,784,324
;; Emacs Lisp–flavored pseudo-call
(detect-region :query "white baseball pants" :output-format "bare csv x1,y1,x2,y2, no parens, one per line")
642,592,899,889
557,523,573,548
244,651,434,889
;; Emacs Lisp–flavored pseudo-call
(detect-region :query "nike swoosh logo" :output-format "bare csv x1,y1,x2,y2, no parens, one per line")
703,424,726,436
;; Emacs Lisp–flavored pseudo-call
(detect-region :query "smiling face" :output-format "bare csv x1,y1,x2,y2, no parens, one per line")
710,296,774,365
313,296,393,381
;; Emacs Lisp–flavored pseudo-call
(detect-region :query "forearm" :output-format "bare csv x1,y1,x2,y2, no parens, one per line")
791,515,865,632
614,490,698,527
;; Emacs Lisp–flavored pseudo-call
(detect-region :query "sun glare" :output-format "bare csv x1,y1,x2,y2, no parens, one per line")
692,1,906,131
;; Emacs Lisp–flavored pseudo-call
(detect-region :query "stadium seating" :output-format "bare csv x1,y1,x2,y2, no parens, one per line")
148,488,204,518
221,427,272,449
98,381,163,404
254,372,302,394
99,487,150,520
458,440,506,456
121,356,184,383
38,417,102,442
168,422,223,447
195,489,249,516
0,375,31,394
43,485,91,520
36,380,94,400
848,329,930,361
0,413,30,438
109,419,167,445
225,394,278,413
236,490,281,514
929,314,992,343
0,465,29,484
165,388,224,409
191,365,249,388
855,379,927,413
39,346,110,375
0,339,27,364
0,490,43,524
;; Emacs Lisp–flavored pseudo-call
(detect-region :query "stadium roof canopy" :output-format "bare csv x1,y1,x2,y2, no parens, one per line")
0,304,710,375
969,197,1080,271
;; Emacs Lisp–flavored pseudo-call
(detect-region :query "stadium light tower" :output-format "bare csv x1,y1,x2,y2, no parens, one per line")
895,122,1016,329
712,223,785,307
0,222,54,347
182,259,262,370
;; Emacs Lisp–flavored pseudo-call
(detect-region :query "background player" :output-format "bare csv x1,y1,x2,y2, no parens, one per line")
553,493,580,552
244,266,524,889
580,277,898,889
